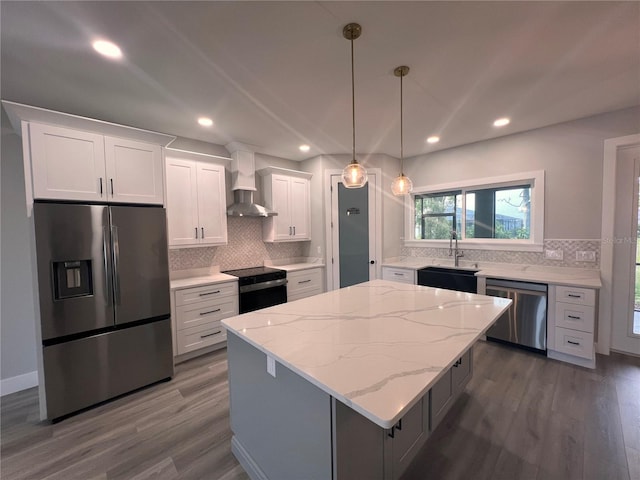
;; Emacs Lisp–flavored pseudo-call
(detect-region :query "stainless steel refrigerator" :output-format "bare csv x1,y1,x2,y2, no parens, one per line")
33,202,173,420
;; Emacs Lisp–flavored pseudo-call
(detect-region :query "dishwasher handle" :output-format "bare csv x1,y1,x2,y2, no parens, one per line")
485,278,547,294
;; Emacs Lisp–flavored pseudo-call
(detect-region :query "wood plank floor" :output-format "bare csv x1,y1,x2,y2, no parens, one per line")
1,342,638,480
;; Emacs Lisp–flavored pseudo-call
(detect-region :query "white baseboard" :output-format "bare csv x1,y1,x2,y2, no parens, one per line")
0,371,38,396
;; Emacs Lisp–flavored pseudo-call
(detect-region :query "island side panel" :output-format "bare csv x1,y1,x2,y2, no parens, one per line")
226,331,333,480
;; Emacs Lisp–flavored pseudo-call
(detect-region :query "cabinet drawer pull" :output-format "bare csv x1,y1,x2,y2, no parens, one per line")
567,315,581,320
110,178,114,195
298,279,311,284
99,177,103,196
453,358,462,368
195,227,198,239
396,419,402,431
201,227,204,238
567,294,582,298
388,426,395,438
199,308,221,316
201,331,222,339
199,290,221,296
567,340,580,346
394,272,404,276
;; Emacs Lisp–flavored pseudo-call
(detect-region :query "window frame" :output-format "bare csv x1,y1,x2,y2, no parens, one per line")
404,170,545,252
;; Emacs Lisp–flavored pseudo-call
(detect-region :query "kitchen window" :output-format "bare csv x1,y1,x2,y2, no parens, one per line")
407,171,544,251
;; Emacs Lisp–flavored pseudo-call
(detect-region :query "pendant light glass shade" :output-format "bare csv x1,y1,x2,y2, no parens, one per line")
342,23,367,189
391,173,413,196
392,65,413,196
342,162,368,188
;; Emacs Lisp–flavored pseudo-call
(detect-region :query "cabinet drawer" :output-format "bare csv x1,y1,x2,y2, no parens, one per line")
287,268,323,297
382,267,415,284
554,327,594,359
555,286,596,306
176,296,238,331
555,302,595,333
288,289,323,303
175,282,237,307
176,322,226,355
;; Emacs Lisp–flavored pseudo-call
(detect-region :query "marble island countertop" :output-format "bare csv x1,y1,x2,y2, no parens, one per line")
382,257,601,289
222,279,511,429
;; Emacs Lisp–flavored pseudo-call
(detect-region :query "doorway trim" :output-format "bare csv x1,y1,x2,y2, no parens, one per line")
600,133,640,355
324,168,382,291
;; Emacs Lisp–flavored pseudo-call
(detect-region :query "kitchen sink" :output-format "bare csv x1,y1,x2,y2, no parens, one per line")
417,266,479,293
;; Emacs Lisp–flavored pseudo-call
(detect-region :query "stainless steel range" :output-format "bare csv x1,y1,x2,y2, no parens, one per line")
223,267,287,314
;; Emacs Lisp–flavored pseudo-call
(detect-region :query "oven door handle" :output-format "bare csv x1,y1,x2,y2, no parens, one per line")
239,278,288,293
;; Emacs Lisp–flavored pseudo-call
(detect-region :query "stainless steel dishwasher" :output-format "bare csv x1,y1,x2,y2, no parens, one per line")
484,278,547,353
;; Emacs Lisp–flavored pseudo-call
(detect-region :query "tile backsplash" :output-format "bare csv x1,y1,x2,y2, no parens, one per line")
401,239,601,268
169,217,305,271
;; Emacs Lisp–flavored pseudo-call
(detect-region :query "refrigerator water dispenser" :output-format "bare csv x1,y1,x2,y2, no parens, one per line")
53,260,93,299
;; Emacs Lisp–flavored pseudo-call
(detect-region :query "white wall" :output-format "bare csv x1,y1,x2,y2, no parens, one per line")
1,118,38,390
404,106,640,239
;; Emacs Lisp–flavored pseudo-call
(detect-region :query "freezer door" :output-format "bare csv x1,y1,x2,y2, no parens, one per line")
109,206,170,325
34,203,113,340
43,318,173,420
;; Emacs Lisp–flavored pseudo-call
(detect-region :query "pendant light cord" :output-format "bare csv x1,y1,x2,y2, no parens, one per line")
400,70,404,175
351,37,357,164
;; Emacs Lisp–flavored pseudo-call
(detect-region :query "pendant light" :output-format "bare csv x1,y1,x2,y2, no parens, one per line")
391,66,414,196
341,23,368,189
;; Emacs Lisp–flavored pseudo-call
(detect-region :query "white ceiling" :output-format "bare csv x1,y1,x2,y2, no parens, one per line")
1,1,639,160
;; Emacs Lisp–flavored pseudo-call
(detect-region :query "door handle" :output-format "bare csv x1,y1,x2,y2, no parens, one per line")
102,226,111,306
111,225,120,305
370,260,375,265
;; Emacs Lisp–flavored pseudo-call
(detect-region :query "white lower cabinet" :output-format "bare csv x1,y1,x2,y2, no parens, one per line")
287,268,324,302
171,281,238,357
382,267,416,284
548,284,597,367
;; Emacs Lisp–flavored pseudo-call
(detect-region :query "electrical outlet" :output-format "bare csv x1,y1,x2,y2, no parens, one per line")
545,249,563,260
266,355,276,377
576,251,596,262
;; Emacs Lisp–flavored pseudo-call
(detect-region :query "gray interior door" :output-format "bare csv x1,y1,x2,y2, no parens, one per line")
109,206,170,324
338,183,369,288
34,203,113,340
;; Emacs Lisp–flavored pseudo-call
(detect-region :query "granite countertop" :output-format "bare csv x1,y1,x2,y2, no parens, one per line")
170,272,237,291
222,279,510,429
382,257,602,289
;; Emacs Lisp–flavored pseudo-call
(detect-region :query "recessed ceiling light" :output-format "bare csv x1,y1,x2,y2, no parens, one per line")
197,117,213,127
92,39,122,59
426,136,440,144
299,144,310,152
493,117,510,127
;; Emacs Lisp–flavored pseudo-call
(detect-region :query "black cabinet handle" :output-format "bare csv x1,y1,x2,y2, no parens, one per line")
201,331,222,339
199,308,221,316
99,177,103,196
567,294,582,298
201,227,204,238
110,178,114,195
453,358,462,368
388,426,395,438
298,279,311,284
195,227,198,239
567,340,580,346
199,290,221,296
394,273,403,276
396,419,402,431
567,315,581,320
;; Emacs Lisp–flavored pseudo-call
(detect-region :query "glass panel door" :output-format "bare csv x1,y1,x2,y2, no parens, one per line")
634,174,640,335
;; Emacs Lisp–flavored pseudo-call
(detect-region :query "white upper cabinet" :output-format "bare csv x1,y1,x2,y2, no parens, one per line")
166,153,228,248
104,137,163,204
260,167,312,243
30,123,106,202
29,122,164,204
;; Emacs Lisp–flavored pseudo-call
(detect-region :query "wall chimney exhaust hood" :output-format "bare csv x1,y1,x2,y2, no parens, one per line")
226,143,277,217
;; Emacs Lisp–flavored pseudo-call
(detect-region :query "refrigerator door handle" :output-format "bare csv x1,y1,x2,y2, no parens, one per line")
102,226,112,306
111,225,121,305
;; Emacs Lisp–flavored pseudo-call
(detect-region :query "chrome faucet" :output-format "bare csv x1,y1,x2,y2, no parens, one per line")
449,230,464,267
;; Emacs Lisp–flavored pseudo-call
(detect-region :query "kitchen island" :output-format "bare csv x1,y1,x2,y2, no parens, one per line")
222,280,511,480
